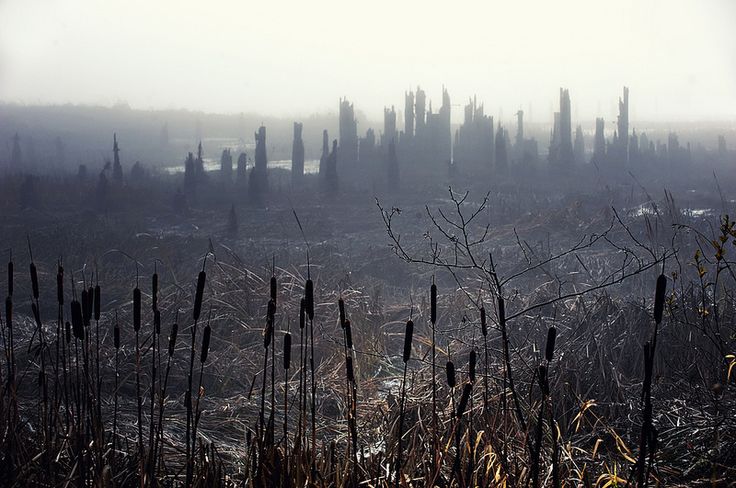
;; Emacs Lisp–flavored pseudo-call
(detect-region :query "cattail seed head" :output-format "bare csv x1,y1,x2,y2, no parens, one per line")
168,322,178,356
94,284,101,321
81,289,89,325
446,360,456,388
200,324,211,363
469,349,477,382
345,319,353,349
283,332,292,369
430,283,437,324
71,300,84,339
7,260,13,297
154,309,161,334
56,266,64,306
266,299,276,331
346,356,355,383
305,279,314,321
654,274,667,324
5,296,11,330
152,272,158,311
498,297,506,326
338,297,346,328
545,326,557,362
85,286,94,325
264,324,273,349
65,321,71,344
480,307,487,336
402,319,414,363
299,298,306,329
114,322,120,349
30,262,39,300
457,383,472,418
133,287,141,332
270,276,277,304
193,270,206,321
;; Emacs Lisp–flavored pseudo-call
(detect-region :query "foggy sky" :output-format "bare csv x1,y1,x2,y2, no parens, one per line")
1,0,734,124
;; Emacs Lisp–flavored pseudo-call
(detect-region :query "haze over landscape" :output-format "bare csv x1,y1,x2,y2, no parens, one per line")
0,1,735,487
1,0,735,122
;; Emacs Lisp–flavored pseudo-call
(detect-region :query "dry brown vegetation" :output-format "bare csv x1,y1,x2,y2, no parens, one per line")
0,186,735,487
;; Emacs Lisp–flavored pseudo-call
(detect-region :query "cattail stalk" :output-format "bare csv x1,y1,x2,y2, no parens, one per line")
283,331,291,483
430,281,437,426
305,278,316,466
297,298,306,459
634,274,667,487
192,317,211,464
112,310,120,474
186,266,206,486
133,285,144,459
155,316,178,473
531,365,549,488
545,325,560,488
396,319,413,488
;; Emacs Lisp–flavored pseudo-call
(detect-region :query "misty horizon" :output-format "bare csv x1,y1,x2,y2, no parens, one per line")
1,0,735,122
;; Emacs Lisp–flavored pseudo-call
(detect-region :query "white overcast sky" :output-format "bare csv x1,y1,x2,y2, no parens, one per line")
1,0,734,123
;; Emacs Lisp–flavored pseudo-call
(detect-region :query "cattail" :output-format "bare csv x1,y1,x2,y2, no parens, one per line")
457,383,472,418
65,321,71,344
643,342,653,380
200,325,211,363
152,272,159,311
193,270,206,321
480,307,487,336
133,287,141,332
30,262,39,300
81,289,90,327
168,322,178,356
498,297,506,326
114,321,120,349
71,300,84,339
283,332,292,370
94,284,100,321
338,297,346,328
5,296,12,329
299,298,306,329
430,283,437,323
264,324,273,349
346,356,355,383
403,319,413,363
267,299,276,325
305,279,314,321
654,274,666,324
7,259,13,297
85,286,94,326
538,364,549,396
469,349,477,382
270,276,277,304
446,360,456,388
545,326,557,362
154,309,161,335
345,319,353,349
56,265,64,305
